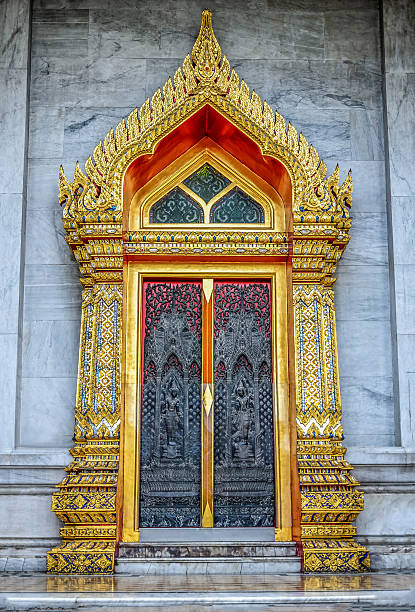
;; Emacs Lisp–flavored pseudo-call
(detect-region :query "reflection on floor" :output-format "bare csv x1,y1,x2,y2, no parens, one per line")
0,572,414,610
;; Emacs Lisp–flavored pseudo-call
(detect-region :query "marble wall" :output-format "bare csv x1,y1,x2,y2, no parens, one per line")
0,0,414,560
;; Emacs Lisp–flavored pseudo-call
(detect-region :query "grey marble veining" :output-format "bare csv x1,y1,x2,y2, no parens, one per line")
386,73,415,197
396,335,415,446
63,106,134,164
341,376,394,448
28,106,65,160
0,334,18,452
335,264,391,322
337,319,393,378
87,5,325,63
350,109,384,161
22,319,81,378
341,212,389,266
0,68,29,194
344,162,387,213
324,10,380,62
390,197,415,264
20,377,76,448
384,0,415,73
0,194,24,334
394,265,415,336
0,0,30,70
25,208,75,265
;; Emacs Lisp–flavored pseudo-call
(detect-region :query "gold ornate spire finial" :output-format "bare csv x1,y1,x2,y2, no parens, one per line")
192,10,222,84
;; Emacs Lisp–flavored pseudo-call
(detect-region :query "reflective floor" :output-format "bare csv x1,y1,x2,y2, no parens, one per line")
0,573,414,610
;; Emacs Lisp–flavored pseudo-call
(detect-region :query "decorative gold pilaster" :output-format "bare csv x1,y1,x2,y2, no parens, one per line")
293,284,369,572
47,283,122,574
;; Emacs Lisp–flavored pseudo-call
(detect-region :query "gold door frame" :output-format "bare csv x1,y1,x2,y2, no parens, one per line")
121,261,293,542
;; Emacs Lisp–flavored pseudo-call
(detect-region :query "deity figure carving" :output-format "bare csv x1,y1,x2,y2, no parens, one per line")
233,380,253,457
162,383,181,458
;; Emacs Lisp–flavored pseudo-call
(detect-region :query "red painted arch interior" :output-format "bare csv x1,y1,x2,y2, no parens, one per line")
123,105,292,220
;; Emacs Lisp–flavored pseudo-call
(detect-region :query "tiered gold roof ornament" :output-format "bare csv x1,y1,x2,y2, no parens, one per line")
48,10,369,574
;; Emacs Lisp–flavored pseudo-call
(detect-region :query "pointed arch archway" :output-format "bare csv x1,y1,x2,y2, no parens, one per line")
47,11,368,574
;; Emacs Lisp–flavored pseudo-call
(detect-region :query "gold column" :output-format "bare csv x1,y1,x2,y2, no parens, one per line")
293,284,369,572
47,283,122,574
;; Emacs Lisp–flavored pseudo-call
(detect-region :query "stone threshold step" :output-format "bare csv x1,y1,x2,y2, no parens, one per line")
116,557,301,575
119,543,297,559
0,590,379,610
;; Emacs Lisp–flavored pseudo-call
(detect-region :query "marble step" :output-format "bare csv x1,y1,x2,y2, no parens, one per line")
116,555,301,575
118,542,297,559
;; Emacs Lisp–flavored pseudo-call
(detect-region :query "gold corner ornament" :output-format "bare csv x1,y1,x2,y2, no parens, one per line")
48,9,369,574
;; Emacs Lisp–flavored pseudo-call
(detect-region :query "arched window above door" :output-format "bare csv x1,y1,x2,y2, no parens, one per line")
145,155,268,228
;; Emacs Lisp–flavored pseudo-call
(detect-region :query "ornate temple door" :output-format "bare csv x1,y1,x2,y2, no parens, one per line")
139,279,275,529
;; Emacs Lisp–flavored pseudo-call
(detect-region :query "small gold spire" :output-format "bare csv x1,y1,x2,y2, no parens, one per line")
192,10,222,84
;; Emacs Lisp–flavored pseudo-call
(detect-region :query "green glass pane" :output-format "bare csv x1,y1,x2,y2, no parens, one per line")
150,187,203,223
183,163,230,202
210,187,264,224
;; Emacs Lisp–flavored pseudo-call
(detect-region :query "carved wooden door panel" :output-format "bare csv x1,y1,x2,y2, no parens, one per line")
139,280,275,528
140,281,202,527
213,282,275,527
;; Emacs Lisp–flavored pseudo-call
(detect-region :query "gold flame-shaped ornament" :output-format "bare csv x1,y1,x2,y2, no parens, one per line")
192,10,222,84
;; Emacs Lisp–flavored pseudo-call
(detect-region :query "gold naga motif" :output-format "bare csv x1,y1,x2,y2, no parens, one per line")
47,10,369,574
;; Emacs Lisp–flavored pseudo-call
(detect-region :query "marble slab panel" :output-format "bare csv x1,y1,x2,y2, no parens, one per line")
342,161,387,213
324,10,380,62
356,492,415,535
20,377,76,448
84,58,146,108
341,376,395,448
87,5,324,62
32,38,88,59
0,334,18,452
24,263,79,286
390,196,415,264
23,282,81,322
0,0,30,70
337,319,393,379
22,319,80,378
25,208,74,265
33,8,89,22
386,73,415,197
0,493,61,538
384,0,415,73
27,159,63,211
350,109,384,161
231,59,382,115
0,68,28,194
32,21,88,41
30,53,89,108
396,336,415,447
282,109,350,161
28,106,64,160
0,194,23,334
63,107,134,167
335,264,391,322
394,265,415,335
341,212,389,266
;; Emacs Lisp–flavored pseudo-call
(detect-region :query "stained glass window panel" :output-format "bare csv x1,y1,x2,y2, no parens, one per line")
149,187,203,223
210,187,264,223
183,163,230,202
